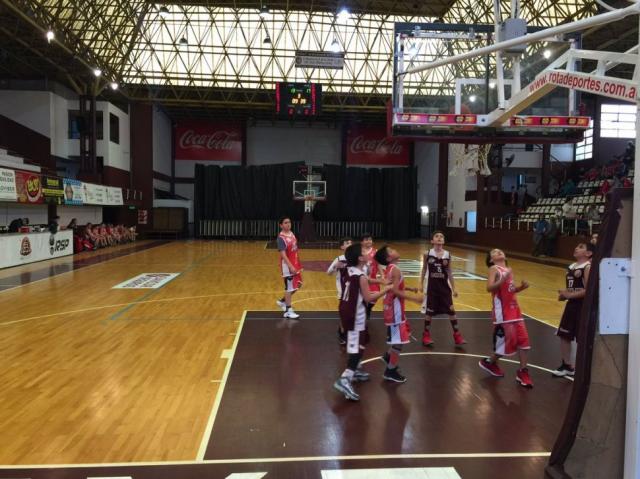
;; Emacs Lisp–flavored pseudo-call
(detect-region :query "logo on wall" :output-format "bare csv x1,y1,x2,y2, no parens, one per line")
49,235,70,255
15,171,43,204
346,127,410,166
20,237,32,256
175,122,242,162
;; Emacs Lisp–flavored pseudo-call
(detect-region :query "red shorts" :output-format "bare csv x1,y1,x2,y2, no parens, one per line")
386,321,411,345
283,273,302,292
493,321,530,356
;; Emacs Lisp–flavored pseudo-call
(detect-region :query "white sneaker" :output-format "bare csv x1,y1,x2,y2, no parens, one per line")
333,377,360,401
276,299,287,312
283,309,300,319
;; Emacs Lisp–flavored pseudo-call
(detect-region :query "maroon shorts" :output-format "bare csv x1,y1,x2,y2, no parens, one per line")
425,292,455,316
557,300,582,341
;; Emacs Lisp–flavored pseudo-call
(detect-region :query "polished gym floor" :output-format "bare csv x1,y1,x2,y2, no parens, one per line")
0,240,572,478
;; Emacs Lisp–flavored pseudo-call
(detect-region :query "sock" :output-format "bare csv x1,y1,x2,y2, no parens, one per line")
387,346,401,369
286,305,291,311
341,369,355,380
279,297,285,303
424,318,432,332
450,318,459,332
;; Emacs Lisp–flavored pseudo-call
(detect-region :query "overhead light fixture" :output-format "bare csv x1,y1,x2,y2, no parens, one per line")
329,38,341,53
469,94,477,103
420,205,429,214
159,6,169,18
259,5,270,18
93,68,102,77
407,42,419,58
543,49,552,59
179,37,188,46
110,82,118,90
45,30,54,43
337,6,350,22
489,81,496,89
263,35,271,44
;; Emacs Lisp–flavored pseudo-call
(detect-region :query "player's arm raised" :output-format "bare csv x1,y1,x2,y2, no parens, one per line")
360,274,389,304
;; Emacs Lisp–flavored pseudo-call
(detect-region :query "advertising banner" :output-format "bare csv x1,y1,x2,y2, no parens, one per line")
0,230,73,269
106,186,124,206
0,168,17,201
82,182,107,205
63,178,83,205
174,122,242,162
112,273,180,289
346,127,411,166
42,176,64,204
14,171,43,204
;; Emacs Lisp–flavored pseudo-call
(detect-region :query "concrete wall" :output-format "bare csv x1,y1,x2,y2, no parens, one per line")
152,107,172,178
0,203,48,226
0,90,52,139
57,205,103,226
415,141,439,214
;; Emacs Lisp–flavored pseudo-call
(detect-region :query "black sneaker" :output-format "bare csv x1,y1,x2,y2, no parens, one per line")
383,367,407,383
337,328,346,345
552,362,575,377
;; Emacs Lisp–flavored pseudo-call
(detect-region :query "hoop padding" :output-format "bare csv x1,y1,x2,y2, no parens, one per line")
449,144,492,177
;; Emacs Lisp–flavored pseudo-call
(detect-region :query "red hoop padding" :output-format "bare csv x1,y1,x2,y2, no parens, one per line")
293,196,327,201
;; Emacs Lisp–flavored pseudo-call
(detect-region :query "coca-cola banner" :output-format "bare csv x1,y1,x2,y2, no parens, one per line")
175,122,242,162
346,127,411,166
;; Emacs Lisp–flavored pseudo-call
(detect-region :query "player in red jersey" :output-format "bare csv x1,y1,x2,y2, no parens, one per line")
333,244,390,401
420,231,466,346
552,242,593,377
327,237,353,345
361,233,384,319
375,246,423,383
478,249,534,388
276,216,303,319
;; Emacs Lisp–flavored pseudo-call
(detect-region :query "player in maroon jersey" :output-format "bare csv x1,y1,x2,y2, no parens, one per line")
327,237,353,345
333,244,390,401
552,242,594,377
420,231,466,346
276,216,303,319
478,249,534,388
375,246,423,383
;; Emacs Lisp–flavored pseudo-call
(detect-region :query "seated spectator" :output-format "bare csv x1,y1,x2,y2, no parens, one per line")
562,197,577,234
560,178,577,196
545,217,559,257
623,177,633,188
67,218,78,230
586,204,601,223
8,217,29,233
48,216,60,235
599,179,612,196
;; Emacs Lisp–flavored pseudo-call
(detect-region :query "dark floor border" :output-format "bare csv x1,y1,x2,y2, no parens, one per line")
0,241,169,292
449,242,570,268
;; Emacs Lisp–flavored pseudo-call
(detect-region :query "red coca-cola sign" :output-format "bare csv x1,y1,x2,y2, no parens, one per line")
346,127,410,166
175,122,242,162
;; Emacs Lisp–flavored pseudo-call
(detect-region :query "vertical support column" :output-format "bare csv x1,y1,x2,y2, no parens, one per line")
396,35,405,113
437,143,449,229
624,18,640,479
568,40,578,115
493,0,506,109
541,144,551,197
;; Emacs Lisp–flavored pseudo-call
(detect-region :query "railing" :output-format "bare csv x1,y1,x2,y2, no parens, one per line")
198,219,384,239
483,216,601,236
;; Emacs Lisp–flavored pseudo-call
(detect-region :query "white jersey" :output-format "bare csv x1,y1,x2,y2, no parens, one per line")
327,254,348,298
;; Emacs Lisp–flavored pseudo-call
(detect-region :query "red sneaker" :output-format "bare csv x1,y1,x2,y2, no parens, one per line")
478,358,505,377
516,368,534,388
422,330,434,347
453,331,466,346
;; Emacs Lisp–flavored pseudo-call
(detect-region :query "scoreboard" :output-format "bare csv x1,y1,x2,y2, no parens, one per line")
276,82,322,117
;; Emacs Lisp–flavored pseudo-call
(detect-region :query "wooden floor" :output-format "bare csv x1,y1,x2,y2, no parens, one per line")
0,239,569,473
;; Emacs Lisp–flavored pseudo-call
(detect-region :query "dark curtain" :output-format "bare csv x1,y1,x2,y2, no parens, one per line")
195,163,417,239
194,163,303,221
314,165,417,239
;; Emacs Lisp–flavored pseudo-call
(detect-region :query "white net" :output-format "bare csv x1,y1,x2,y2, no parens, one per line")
449,144,492,177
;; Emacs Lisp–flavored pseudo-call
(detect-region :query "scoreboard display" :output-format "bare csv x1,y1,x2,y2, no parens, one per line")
276,82,322,117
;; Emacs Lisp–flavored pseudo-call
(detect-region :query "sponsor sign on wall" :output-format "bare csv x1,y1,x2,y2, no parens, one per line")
106,186,124,206
112,273,180,289
42,176,64,204
138,209,148,225
63,178,83,205
0,168,17,201
175,121,242,162
14,171,43,204
0,230,73,269
346,127,411,166
82,182,107,205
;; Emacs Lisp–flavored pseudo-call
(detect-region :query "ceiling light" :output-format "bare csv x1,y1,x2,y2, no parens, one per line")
110,82,118,90
263,36,271,44
45,30,54,43
93,68,102,77
259,5,270,18
543,49,552,59
159,6,169,18
329,38,340,53
179,37,188,46
469,94,477,103
337,6,350,22
489,81,496,89
407,42,419,58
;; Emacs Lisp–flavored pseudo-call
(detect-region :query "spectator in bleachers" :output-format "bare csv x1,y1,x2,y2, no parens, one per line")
532,215,549,257
545,217,559,257
586,204,600,223
591,233,599,246
598,179,612,196
559,178,577,197
562,197,577,235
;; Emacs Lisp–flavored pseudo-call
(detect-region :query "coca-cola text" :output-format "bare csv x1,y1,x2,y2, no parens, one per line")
179,130,238,151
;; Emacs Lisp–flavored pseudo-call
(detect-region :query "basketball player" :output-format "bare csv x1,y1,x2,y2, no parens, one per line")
361,233,382,321
333,244,390,401
375,246,423,383
420,231,466,347
327,237,353,345
276,216,302,319
478,249,533,388
552,242,593,377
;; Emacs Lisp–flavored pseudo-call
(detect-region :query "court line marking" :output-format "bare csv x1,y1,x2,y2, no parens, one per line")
0,242,173,295
359,352,574,381
0,451,551,469
293,295,339,305
197,310,247,461
0,290,338,327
